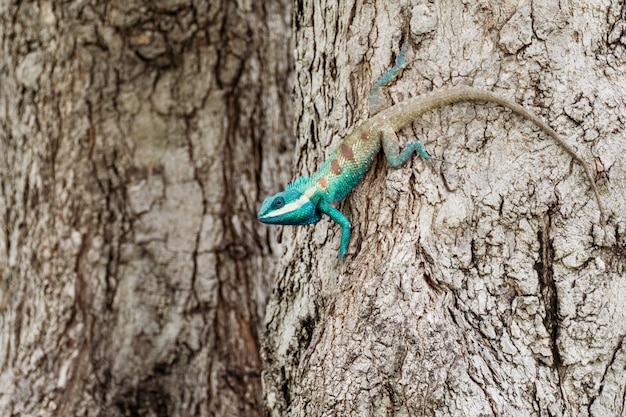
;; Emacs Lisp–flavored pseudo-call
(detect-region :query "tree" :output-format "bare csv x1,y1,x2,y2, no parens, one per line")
0,1,290,415
3,1,625,416
262,1,625,416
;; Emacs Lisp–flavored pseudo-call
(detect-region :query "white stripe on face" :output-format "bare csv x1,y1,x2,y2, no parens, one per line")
260,194,311,219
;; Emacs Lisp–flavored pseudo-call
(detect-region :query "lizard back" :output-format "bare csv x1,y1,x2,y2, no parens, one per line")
310,119,382,203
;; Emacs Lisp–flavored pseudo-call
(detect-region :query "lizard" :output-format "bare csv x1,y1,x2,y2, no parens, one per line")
258,46,606,259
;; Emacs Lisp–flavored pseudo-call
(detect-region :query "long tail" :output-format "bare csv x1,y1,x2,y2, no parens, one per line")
381,86,606,224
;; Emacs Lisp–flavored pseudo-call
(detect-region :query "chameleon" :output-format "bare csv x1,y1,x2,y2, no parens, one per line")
258,47,606,259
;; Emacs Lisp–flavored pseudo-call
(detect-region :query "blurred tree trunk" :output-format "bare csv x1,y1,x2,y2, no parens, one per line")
0,1,291,416
262,1,625,416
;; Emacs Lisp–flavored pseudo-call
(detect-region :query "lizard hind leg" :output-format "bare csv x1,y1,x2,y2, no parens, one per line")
380,124,431,168
369,43,407,116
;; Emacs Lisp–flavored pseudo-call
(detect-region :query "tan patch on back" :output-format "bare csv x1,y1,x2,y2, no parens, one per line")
340,144,355,162
317,177,328,189
330,159,343,175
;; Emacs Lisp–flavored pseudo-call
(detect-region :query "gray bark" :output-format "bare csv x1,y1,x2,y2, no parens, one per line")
262,1,626,416
0,1,291,416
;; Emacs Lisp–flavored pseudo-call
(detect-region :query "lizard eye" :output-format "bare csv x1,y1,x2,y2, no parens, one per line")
272,197,285,209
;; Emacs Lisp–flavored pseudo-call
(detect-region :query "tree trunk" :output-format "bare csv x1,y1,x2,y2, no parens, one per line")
262,1,625,416
0,1,291,416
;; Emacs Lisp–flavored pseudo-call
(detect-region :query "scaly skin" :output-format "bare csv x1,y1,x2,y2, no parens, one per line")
258,49,606,258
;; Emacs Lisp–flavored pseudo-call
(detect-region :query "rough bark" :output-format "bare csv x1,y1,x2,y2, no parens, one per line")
262,1,626,416
0,1,291,416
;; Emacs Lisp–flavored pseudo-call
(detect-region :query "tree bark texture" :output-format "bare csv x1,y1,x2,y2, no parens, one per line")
0,1,292,416
262,1,626,416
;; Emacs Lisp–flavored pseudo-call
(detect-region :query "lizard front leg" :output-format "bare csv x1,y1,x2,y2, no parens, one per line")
379,124,430,167
318,200,352,258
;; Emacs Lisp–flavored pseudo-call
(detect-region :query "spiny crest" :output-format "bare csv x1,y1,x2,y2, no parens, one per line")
286,175,310,191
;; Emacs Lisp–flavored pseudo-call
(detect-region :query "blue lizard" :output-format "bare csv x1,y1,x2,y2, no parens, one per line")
258,46,605,258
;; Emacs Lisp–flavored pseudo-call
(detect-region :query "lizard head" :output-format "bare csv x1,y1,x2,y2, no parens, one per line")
258,188,321,225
